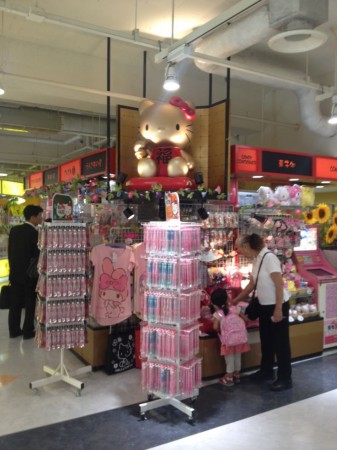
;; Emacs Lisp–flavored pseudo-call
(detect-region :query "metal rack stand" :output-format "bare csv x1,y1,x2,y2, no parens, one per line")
29,348,91,395
29,222,92,395
139,222,202,423
139,389,198,422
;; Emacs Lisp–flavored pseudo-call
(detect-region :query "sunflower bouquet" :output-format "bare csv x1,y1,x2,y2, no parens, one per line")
303,204,337,247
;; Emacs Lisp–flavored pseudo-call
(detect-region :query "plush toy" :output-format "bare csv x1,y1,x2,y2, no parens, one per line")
274,185,290,206
288,184,302,206
257,186,275,207
133,96,195,178
301,186,315,207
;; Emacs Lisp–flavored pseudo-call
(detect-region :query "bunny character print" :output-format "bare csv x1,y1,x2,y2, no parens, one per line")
90,244,135,326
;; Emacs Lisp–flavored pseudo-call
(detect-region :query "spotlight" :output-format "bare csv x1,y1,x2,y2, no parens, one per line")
116,172,128,185
163,63,180,91
194,172,204,185
0,81,5,96
123,207,135,220
198,207,209,221
328,95,337,125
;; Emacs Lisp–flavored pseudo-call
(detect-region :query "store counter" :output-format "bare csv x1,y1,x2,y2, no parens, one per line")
199,317,324,379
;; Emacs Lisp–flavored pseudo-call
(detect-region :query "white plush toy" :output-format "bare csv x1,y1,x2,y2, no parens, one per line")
274,185,290,206
257,186,275,207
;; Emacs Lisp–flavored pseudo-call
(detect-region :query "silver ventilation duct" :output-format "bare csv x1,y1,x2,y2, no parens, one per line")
193,0,334,137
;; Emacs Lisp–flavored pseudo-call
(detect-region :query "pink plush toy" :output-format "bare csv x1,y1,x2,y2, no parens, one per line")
289,184,302,206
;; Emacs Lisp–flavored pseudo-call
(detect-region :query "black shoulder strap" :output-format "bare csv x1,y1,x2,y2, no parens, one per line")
253,251,272,293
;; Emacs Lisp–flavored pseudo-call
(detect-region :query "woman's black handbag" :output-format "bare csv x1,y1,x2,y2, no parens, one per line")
245,296,259,320
0,285,11,309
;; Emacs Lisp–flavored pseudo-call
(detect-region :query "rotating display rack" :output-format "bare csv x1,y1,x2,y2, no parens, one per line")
139,222,202,423
30,223,92,395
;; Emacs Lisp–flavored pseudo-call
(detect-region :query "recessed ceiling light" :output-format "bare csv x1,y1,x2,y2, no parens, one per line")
252,175,263,179
315,186,324,189
289,178,299,181
0,172,8,177
321,181,331,184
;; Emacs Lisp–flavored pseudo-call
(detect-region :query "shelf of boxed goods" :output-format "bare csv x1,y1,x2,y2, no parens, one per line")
139,222,202,423
30,223,92,395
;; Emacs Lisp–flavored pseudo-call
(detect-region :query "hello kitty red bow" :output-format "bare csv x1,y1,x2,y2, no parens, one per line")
99,273,127,291
169,96,195,120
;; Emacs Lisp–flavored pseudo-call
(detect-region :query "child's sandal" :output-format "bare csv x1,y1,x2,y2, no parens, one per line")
219,374,234,386
233,372,241,384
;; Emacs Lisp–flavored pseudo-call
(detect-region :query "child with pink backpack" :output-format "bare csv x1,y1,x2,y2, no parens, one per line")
211,288,250,386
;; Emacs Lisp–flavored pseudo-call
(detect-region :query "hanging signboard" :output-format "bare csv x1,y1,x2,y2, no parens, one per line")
81,150,106,177
60,159,81,182
233,146,258,173
261,150,313,177
29,172,43,189
44,167,59,185
315,157,337,180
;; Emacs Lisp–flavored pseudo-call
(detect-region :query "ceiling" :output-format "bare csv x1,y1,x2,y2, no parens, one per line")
0,0,337,182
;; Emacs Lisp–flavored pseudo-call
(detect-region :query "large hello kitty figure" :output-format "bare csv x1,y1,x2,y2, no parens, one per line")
127,96,196,191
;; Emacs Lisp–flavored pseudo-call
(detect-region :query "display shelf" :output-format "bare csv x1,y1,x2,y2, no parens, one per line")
30,223,92,395
139,222,202,422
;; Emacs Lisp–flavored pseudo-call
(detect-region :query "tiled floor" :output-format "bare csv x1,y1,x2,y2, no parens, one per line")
1,309,337,449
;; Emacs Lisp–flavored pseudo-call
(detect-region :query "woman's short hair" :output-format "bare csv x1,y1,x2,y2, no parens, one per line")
237,233,264,251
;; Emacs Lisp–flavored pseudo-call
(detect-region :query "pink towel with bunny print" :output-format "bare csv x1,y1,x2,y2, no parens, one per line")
90,244,135,326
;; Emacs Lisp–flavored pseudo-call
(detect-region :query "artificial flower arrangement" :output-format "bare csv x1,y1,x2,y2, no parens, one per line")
24,176,227,205
302,203,337,247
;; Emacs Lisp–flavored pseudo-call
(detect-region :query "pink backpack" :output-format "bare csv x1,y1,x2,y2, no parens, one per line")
219,307,248,347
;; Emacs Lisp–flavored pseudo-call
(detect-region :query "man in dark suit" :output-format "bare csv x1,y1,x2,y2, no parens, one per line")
8,204,43,339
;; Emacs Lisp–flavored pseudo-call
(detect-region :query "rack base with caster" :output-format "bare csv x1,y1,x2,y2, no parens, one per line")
29,348,91,394
139,389,198,422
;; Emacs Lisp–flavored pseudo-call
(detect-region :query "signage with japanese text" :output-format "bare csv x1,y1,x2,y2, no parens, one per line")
81,151,106,177
261,150,313,177
44,167,59,185
60,159,81,182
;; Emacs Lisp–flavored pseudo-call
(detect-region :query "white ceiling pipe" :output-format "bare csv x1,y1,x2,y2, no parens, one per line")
194,6,273,61
191,1,336,137
195,52,337,137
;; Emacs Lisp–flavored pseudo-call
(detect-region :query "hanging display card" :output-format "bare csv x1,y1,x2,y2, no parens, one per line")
52,193,73,221
165,192,180,221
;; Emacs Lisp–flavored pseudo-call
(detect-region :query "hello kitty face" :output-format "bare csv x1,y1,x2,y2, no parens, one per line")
138,97,194,148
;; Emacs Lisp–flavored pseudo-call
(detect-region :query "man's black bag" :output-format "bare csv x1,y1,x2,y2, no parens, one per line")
27,256,39,279
0,285,11,309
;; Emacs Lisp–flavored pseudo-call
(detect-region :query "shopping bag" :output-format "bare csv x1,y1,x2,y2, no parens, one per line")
0,285,11,309
105,330,135,375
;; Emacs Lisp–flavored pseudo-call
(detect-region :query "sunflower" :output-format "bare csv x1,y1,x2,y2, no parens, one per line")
303,209,317,225
316,203,331,224
332,212,337,227
325,226,337,245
